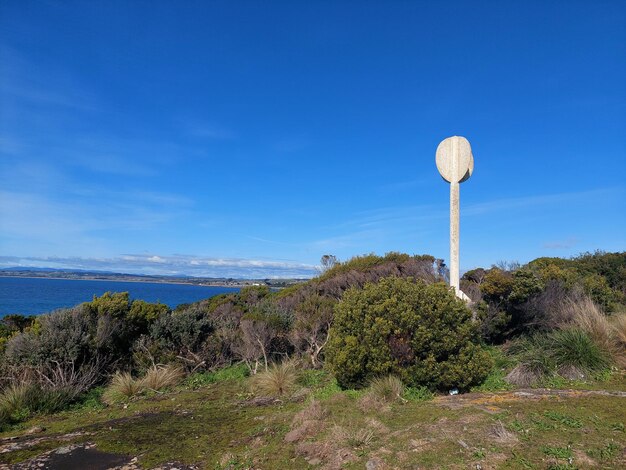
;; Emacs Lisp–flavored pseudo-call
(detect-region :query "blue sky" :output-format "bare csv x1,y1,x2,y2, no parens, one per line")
1,1,625,278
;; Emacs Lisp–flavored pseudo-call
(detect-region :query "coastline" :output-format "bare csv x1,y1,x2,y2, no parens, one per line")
0,275,251,289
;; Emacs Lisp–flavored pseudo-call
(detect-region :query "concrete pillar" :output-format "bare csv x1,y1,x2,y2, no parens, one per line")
450,181,460,294
435,136,473,301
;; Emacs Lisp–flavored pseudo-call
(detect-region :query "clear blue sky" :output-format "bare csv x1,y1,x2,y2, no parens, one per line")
1,1,625,278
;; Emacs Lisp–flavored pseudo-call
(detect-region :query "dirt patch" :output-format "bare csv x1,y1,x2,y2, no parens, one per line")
572,449,597,467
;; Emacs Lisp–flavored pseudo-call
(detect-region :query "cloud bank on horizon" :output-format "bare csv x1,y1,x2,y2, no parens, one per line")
0,254,318,279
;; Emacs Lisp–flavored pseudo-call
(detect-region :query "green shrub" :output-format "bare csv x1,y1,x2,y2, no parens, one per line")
297,369,328,387
147,308,215,369
311,377,342,400
403,386,434,401
325,277,493,390
185,363,249,388
475,301,511,343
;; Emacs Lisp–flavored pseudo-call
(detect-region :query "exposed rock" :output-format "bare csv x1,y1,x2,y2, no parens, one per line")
366,456,385,469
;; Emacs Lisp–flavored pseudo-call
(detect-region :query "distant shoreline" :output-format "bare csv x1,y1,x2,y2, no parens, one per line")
0,274,245,288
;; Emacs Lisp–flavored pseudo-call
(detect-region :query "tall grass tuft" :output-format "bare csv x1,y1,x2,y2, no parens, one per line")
611,313,626,361
367,375,405,403
140,365,184,391
568,297,616,355
0,383,33,422
507,326,613,386
252,361,297,397
102,372,144,404
0,382,74,427
550,328,611,373
508,335,556,377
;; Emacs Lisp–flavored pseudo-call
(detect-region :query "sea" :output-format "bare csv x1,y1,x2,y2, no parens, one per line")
0,277,240,317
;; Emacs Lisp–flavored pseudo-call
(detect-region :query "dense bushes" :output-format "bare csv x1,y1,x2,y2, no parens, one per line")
464,251,626,342
1,250,623,428
325,277,493,390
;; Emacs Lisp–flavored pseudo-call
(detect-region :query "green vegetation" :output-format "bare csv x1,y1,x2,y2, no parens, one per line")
1,367,624,469
1,250,625,467
326,277,493,390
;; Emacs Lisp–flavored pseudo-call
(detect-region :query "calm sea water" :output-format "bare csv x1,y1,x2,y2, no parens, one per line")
0,277,240,317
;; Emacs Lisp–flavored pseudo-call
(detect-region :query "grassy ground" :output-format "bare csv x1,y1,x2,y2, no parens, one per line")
1,367,625,469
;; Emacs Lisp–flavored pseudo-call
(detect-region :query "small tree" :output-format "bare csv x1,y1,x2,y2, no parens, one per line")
325,277,492,390
234,301,292,374
291,294,335,368
320,254,339,273
236,317,273,374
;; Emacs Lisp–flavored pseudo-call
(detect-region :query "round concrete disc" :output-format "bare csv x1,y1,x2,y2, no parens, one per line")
436,136,473,183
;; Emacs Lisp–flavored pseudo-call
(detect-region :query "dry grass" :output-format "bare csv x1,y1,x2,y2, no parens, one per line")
367,375,405,403
331,425,375,448
0,383,31,417
489,420,518,443
610,313,626,367
556,295,626,367
358,394,392,413
252,361,297,397
611,313,626,346
102,372,144,404
365,417,390,435
285,400,328,444
570,297,615,352
140,365,184,391
505,364,543,387
292,399,326,426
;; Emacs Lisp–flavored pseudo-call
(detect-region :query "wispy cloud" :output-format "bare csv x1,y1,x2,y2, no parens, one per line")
339,187,620,230
543,237,579,249
0,254,318,279
0,46,97,111
305,188,622,254
182,120,236,140
463,188,620,216
0,189,193,252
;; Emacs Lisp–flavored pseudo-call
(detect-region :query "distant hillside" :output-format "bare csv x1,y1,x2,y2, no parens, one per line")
0,267,305,288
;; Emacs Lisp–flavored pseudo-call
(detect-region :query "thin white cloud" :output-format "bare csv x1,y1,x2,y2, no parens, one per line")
0,46,97,111
543,237,579,249
181,119,236,140
306,188,622,253
0,189,193,252
337,188,621,231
